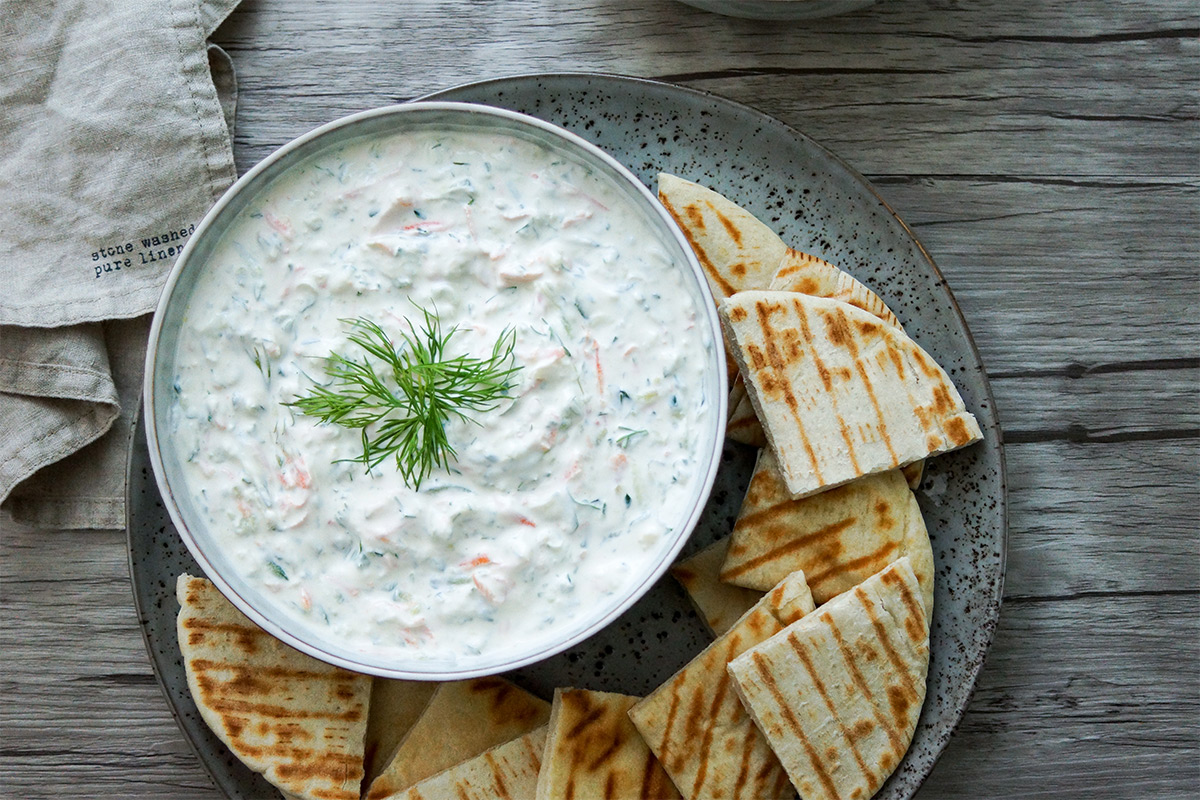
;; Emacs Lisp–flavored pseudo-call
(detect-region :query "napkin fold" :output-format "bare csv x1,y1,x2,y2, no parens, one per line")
1,0,243,529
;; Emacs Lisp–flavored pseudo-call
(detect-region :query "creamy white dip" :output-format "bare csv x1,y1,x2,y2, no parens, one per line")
169,123,717,664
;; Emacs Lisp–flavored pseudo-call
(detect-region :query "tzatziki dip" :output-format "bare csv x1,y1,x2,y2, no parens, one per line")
167,117,718,665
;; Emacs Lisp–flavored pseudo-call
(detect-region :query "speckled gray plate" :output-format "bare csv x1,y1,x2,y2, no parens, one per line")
128,73,1005,800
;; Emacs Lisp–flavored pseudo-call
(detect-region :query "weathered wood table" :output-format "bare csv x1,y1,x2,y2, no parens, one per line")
3,1,1197,797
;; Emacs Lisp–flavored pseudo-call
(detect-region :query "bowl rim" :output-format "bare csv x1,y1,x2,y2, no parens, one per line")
142,100,728,680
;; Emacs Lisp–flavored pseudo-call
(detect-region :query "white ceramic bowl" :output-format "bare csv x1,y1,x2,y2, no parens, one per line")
143,102,726,679
676,0,876,19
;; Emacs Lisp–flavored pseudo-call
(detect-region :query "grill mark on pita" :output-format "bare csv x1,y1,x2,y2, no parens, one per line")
659,194,736,297
910,347,942,380
945,415,973,447
786,633,874,782
711,202,744,247
189,660,349,687
270,751,362,779
885,346,907,381
181,619,265,652
640,749,663,799
484,751,510,799
196,694,365,722
754,299,822,482
454,785,469,800
790,299,831,393
721,517,857,580
750,651,840,800
825,614,907,756
829,304,898,466
568,705,606,741
854,586,918,699
587,729,625,772
688,667,732,795
658,683,683,767
733,720,759,794
804,541,900,592
879,566,928,644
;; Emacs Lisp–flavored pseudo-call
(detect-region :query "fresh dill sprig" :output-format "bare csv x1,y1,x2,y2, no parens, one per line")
287,310,520,489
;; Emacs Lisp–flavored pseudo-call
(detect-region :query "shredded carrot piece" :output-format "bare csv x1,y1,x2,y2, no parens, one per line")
473,575,497,604
460,555,492,568
592,338,605,394
515,515,537,528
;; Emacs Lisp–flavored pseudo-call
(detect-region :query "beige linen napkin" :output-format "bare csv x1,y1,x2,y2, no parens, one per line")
1,0,243,529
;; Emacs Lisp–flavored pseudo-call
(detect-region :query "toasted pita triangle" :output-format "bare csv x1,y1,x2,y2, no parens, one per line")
658,173,789,384
719,291,981,498
379,726,547,800
727,557,930,800
629,571,815,800
720,449,933,625
364,677,550,799
730,249,927,491
728,247,905,447
671,537,765,637
657,173,788,301
176,575,370,800
534,689,680,800
769,248,903,328
726,378,770,448
362,679,439,787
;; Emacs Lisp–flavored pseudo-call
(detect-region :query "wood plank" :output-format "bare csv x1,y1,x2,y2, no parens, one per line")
210,0,1199,177
1002,438,1199,598
864,179,1197,373
988,362,1199,438
0,526,219,798
4,520,1195,798
920,592,1200,799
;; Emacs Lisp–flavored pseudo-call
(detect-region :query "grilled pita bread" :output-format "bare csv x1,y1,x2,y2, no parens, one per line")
628,571,815,800
768,248,902,328
658,173,789,384
726,378,770,448
728,247,902,448
378,726,547,800
671,537,764,637
730,249,925,489
365,677,550,800
657,173,788,302
720,449,934,625
719,291,982,498
362,679,439,787
176,575,370,800
535,689,680,800
726,557,930,800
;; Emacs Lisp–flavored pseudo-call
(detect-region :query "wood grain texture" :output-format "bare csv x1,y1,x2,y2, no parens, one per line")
2,0,1197,798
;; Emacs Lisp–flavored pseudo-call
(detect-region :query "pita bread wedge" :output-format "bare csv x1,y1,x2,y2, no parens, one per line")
365,677,550,800
535,689,680,800
730,249,924,490
658,173,789,384
657,173,788,302
628,571,815,800
719,291,982,498
727,557,930,800
726,377,770,448
362,679,439,787
176,575,370,800
671,537,765,637
768,248,903,328
377,726,547,800
720,449,934,625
